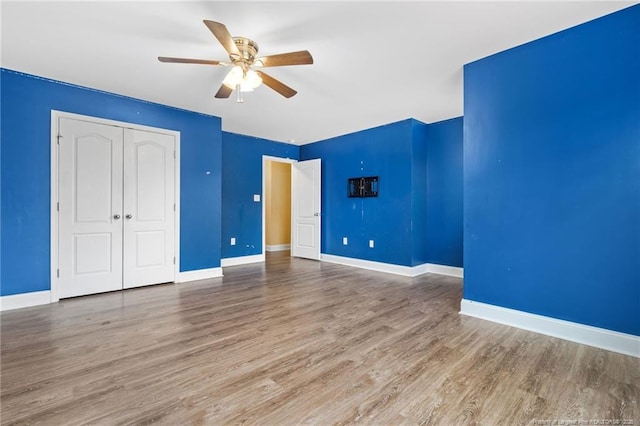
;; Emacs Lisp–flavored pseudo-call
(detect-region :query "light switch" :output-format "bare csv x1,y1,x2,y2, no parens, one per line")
230,237,236,246
343,237,348,245
253,194,260,202
369,240,374,248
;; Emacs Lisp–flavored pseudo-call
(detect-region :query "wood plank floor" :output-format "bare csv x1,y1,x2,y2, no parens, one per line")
1,251,638,425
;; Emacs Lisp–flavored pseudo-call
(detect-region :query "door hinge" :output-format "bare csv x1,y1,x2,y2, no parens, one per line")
173,203,176,211
56,134,63,144
173,257,176,265
57,202,59,212
57,269,60,278
173,150,176,159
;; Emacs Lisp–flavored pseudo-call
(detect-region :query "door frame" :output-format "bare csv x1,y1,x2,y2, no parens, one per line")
261,155,297,258
50,110,181,302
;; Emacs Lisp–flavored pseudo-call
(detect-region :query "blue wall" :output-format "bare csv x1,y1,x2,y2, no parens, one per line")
411,121,429,266
301,120,428,267
426,117,463,267
221,132,299,259
1,69,222,296
300,118,463,268
463,6,640,335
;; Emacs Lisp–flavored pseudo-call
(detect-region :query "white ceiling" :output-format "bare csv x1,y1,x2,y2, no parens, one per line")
1,1,633,144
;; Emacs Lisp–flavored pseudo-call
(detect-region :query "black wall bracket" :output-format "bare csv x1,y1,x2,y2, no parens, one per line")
348,176,379,198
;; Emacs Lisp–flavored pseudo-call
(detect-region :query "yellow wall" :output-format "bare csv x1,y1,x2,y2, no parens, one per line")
265,161,291,246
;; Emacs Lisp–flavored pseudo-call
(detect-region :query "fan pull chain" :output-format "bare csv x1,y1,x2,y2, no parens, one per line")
236,84,243,103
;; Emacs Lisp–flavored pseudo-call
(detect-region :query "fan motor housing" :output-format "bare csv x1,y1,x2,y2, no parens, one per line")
233,37,259,63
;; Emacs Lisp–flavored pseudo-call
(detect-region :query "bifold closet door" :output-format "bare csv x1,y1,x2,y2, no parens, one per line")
122,129,175,289
58,119,176,298
58,118,124,298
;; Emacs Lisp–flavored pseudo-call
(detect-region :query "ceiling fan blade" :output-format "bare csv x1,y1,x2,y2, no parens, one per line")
256,71,297,98
203,20,240,58
215,83,233,99
256,50,313,67
158,56,224,66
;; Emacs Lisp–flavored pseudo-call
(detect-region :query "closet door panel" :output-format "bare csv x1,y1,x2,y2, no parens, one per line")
123,129,176,288
58,118,124,298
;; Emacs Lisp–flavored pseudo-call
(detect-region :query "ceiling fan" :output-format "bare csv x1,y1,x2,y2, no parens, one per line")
158,20,313,102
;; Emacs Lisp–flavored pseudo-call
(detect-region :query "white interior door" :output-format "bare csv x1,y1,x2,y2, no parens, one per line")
123,129,175,289
58,118,124,298
291,159,321,260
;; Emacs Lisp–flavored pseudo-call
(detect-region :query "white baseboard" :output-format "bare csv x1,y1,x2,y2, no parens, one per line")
320,254,420,277
321,254,418,276
426,263,464,278
266,244,291,252
460,299,640,358
221,254,265,267
412,263,430,276
320,254,463,279
176,267,223,283
0,290,52,311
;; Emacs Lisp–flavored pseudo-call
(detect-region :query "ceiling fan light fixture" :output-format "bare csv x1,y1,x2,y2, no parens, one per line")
243,69,262,91
223,66,263,92
222,65,243,88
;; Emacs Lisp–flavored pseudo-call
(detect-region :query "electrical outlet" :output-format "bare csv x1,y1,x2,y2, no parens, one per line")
343,237,348,245
253,194,260,202
230,237,236,246
369,240,374,248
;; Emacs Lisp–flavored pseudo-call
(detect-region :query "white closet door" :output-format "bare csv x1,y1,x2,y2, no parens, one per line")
58,118,124,298
122,129,175,289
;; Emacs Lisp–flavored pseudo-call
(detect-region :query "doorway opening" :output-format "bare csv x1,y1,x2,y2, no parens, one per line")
262,155,322,261
262,157,295,257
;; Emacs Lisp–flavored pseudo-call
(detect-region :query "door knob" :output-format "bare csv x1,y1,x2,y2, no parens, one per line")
113,214,121,220
125,214,133,219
